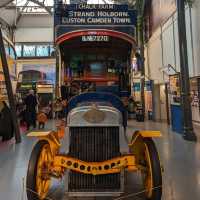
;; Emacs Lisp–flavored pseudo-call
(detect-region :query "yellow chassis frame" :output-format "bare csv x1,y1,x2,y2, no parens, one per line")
53,154,136,175
28,130,161,176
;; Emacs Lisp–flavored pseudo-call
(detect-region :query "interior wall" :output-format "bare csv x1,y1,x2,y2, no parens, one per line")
190,0,200,75
151,0,176,31
145,5,200,82
15,28,53,43
146,28,163,84
162,18,176,70
146,4,200,123
14,14,53,43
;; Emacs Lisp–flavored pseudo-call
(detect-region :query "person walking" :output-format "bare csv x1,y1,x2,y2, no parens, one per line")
24,90,37,130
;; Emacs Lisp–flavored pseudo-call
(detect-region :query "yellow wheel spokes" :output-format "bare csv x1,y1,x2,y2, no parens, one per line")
36,144,52,199
141,143,153,199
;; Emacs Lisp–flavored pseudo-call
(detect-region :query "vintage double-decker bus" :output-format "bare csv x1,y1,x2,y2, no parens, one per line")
16,70,47,99
26,2,162,200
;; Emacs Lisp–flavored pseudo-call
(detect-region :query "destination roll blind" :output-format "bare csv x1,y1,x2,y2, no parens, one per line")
55,4,137,26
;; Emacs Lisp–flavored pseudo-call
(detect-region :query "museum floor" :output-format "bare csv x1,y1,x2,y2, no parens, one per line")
0,120,200,200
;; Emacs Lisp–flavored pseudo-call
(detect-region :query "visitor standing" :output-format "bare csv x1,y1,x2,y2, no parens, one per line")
24,90,37,130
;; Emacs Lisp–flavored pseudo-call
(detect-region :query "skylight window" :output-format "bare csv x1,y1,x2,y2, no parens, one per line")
12,0,116,14
14,0,54,6
13,0,54,13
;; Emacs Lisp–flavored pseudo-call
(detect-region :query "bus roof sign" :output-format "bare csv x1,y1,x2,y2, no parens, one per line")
55,4,137,26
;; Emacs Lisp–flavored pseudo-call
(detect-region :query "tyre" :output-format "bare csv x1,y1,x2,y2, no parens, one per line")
26,140,52,200
140,138,162,200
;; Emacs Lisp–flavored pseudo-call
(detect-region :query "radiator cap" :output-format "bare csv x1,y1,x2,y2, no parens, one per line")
83,104,105,123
